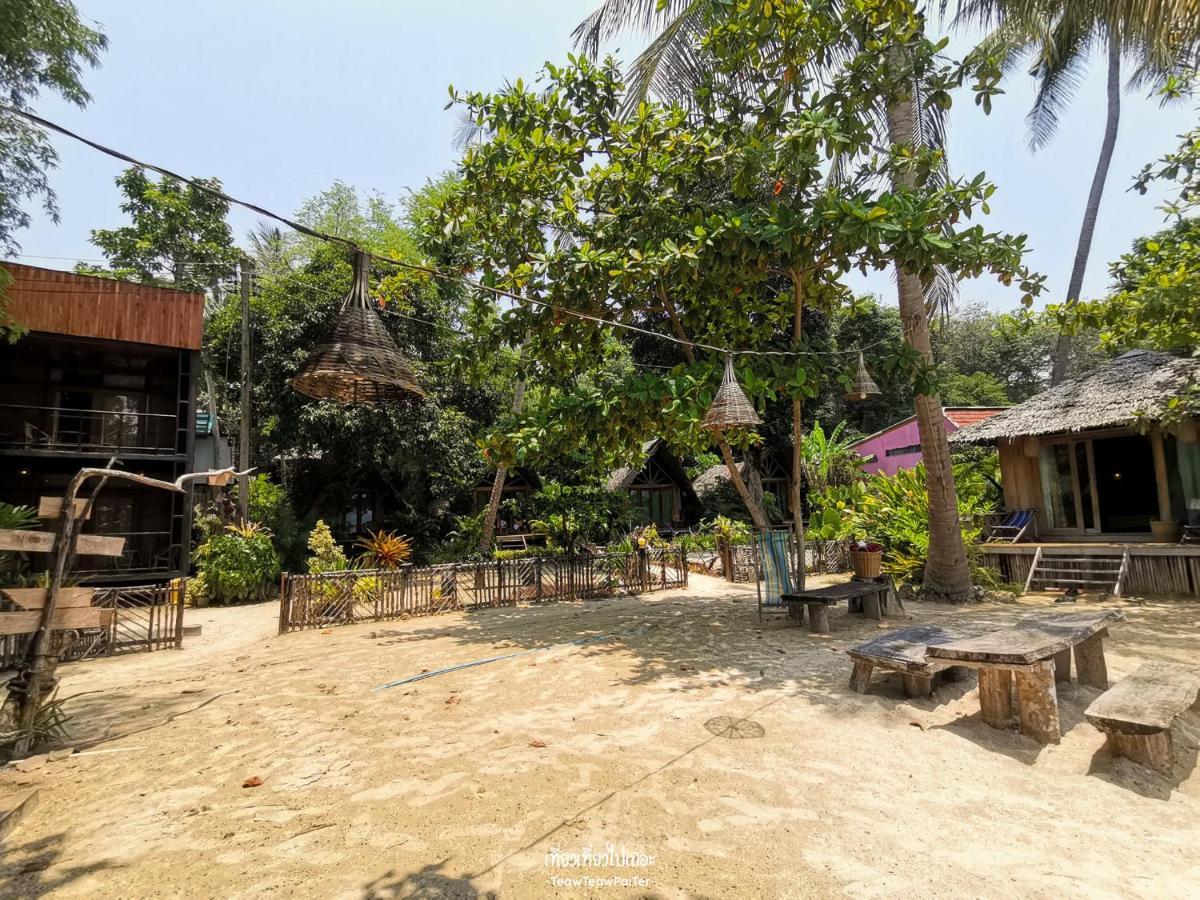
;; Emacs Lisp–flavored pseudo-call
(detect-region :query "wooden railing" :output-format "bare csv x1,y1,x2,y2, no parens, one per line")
278,548,688,634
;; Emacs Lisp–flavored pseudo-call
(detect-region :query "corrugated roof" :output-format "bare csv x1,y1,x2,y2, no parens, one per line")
950,350,1200,444
943,408,1007,428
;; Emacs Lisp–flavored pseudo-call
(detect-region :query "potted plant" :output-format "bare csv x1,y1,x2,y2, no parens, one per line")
847,538,883,579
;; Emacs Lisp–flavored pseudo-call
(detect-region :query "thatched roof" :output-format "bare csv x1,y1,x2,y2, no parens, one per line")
606,439,664,491
950,350,1200,445
693,461,746,495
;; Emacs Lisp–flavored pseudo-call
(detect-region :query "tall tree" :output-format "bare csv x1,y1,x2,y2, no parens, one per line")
434,5,1041,599
82,168,241,293
0,0,106,254
955,0,1200,384
571,0,1041,598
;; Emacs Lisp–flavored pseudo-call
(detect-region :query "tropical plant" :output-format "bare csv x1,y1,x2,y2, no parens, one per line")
194,526,280,605
800,421,863,495
705,515,750,547
0,502,38,585
525,481,628,552
247,474,304,570
356,529,413,569
954,0,1200,384
305,519,348,574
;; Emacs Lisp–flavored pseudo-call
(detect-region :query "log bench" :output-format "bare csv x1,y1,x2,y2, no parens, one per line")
846,625,966,697
1085,662,1200,773
781,578,899,634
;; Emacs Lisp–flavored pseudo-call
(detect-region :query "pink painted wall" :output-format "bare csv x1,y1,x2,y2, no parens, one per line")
854,417,958,476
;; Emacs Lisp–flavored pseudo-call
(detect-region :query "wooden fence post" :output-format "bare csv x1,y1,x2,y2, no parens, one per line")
277,573,289,635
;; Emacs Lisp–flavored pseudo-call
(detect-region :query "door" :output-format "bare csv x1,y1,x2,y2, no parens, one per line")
1039,439,1101,534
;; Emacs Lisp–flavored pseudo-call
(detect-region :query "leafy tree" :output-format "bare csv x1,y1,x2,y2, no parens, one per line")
80,167,241,292
0,0,106,254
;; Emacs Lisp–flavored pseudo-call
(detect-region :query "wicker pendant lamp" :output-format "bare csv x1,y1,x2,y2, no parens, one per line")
844,351,881,402
703,354,762,431
292,250,426,404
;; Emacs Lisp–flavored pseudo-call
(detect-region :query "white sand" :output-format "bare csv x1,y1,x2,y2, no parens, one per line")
1,574,1198,898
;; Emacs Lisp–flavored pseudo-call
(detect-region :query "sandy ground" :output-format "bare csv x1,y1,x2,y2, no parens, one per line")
1,574,1199,899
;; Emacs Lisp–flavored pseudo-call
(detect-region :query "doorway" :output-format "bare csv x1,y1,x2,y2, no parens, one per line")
1091,435,1156,532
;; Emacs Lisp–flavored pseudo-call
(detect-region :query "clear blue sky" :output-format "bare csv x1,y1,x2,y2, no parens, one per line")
12,1,1196,312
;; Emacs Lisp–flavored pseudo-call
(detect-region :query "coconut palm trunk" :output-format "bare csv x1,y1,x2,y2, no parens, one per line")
1049,37,1121,385
479,379,526,553
885,95,973,602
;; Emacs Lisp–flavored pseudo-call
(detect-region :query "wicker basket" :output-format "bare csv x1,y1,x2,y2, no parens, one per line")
849,549,882,579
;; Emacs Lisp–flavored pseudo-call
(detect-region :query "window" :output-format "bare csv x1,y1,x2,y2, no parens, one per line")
885,443,922,458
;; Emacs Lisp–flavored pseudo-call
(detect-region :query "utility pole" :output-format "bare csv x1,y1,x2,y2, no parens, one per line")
238,258,254,523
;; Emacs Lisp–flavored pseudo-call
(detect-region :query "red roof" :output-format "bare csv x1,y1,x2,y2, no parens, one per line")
944,407,1006,428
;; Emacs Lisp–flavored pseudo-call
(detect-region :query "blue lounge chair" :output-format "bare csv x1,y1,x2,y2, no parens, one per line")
753,530,795,620
984,508,1036,543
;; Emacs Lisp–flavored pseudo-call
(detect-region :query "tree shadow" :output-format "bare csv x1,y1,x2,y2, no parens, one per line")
0,830,119,895
362,860,496,899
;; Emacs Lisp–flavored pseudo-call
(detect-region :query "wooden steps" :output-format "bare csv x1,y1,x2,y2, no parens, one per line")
1024,547,1129,596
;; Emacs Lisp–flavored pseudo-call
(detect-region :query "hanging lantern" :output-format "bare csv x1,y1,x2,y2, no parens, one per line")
844,351,881,402
292,250,426,404
703,354,762,431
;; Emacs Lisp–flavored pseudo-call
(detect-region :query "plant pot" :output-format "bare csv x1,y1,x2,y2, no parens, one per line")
1149,519,1182,543
849,549,882,579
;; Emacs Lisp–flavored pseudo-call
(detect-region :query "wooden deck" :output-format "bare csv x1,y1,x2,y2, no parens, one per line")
979,541,1200,597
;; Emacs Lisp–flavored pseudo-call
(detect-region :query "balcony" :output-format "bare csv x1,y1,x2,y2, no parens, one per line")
0,404,181,456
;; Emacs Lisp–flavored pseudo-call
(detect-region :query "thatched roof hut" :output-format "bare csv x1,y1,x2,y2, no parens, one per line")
606,439,700,531
950,350,1199,444
951,350,1199,540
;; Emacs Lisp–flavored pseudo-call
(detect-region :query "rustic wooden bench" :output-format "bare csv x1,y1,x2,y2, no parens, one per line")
1085,662,1200,773
846,625,966,697
781,578,899,634
926,609,1126,744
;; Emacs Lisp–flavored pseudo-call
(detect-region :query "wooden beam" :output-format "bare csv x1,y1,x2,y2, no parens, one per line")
37,497,91,520
0,607,114,636
1150,427,1172,522
0,529,125,557
1,587,95,610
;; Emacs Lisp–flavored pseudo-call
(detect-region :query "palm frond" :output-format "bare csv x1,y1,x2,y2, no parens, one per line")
572,0,702,59
1025,16,1098,151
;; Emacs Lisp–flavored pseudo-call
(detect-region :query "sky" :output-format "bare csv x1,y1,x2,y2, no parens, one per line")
11,0,1197,312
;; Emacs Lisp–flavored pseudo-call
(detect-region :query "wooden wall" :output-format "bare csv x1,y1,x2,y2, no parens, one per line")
2,262,204,350
998,439,1043,528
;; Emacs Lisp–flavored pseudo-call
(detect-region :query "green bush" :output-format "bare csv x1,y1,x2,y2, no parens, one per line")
849,461,997,588
249,475,304,570
0,501,37,586
493,547,565,561
194,526,280,604
306,520,348,574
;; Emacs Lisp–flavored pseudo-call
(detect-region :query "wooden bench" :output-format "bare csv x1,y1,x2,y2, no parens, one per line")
1085,662,1200,773
846,625,966,697
926,609,1126,744
781,578,900,634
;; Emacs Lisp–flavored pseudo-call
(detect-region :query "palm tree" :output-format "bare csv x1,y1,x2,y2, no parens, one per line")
954,1,1199,384
574,0,975,598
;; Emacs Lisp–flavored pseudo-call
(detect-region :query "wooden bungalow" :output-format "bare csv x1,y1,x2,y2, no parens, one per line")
606,439,701,533
950,350,1200,596
692,450,794,516
0,263,203,583
473,467,542,543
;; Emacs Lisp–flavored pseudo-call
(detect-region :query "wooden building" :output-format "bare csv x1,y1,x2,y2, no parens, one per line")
951,350,1200,595
692,450,793,517
0,263,202,583
606,438,701,532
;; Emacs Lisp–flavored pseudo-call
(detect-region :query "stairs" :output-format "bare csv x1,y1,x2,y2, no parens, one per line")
1023,547,1130,596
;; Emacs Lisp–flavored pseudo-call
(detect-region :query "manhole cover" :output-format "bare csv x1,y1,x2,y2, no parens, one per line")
704,716,765,739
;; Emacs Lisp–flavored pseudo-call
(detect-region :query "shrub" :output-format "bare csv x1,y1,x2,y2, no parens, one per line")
706,515,750,547
493,547,565,561
194,525,281,604
306,520,348,574
355,529,412,569
0,501,37,586
249,475,304,570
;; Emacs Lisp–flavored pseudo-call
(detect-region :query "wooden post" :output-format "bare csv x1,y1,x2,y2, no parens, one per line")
806,602,830,634
862,590,883,621
1074,631,1109,688
849,660,873,693
238,258,254,524
1108,730,1174,774
1150,426,1172,524
1053,648,1072,683
978,668,1013,727
1015,661,1061,744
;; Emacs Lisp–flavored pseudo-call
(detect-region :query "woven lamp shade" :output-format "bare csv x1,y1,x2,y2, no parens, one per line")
703,355,762,431
844,351,881,402
292,251,426,405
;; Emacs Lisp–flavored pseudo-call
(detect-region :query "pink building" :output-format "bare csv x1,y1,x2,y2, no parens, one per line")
850,408,1006,476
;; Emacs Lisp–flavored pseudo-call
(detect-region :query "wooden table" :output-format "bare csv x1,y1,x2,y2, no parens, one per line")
926,609,1126,744
781,578,899,634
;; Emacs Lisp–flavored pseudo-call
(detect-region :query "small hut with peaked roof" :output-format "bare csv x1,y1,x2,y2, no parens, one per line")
606,439,701,532
951,350,1200,541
